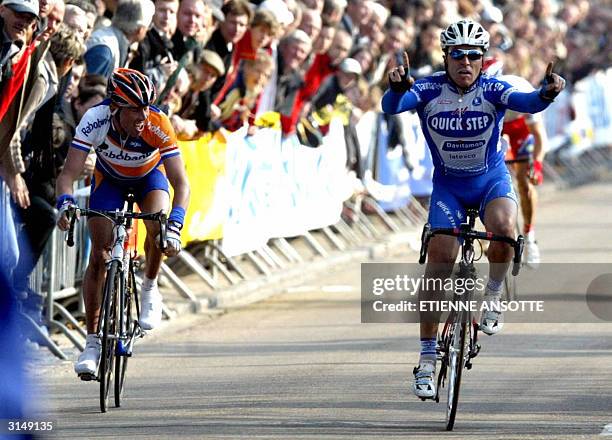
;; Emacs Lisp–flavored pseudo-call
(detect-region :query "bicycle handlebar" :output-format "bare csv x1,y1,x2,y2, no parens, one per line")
418,223,525,276
65,206,168,251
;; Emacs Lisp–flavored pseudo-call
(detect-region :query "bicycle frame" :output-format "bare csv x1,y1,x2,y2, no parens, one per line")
418,209,524,430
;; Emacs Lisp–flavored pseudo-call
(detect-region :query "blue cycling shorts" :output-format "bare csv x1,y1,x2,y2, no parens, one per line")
89,166,169,211
428,165,517,228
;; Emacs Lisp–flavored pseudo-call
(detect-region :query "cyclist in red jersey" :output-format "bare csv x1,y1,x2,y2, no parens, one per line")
55,68,190,377
484,56,544,267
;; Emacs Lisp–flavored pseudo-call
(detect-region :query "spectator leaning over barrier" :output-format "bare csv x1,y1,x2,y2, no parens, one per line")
205,0,252,101
274,29,312,136
284,27,352,136
217,49,274,132
298,56,361,147
56,68,190,378
173,49,225,138
83,0,154,78
11,24,85,335
129,0,178,89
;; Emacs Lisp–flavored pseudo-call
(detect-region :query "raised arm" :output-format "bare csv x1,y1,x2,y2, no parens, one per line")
382,51,419,114
506,62,566,114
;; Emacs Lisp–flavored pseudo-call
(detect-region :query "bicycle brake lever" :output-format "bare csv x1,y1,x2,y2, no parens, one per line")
67,208,79,247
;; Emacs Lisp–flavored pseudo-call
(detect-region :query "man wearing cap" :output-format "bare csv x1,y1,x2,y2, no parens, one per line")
174,49,225,136
83,0,155,78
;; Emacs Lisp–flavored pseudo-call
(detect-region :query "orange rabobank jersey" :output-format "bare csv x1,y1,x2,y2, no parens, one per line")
71,100,179,181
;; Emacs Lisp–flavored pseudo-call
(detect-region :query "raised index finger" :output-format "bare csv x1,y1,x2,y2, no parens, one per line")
403,51,410,71
545,61,554,79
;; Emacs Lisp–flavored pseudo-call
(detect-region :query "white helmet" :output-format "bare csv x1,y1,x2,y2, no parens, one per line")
440,19,490,51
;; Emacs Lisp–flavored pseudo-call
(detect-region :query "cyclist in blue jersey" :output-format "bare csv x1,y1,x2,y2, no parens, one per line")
381,19,565,399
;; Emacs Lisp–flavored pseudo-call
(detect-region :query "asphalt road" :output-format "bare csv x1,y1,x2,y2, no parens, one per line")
36,181,612,439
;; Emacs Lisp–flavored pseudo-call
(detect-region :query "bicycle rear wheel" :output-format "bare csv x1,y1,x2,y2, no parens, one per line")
100,261,120,413
446,316,468,431
115,264,136,407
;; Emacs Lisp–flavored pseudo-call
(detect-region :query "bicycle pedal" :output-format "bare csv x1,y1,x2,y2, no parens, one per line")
465,361,472,370
78,373,96,381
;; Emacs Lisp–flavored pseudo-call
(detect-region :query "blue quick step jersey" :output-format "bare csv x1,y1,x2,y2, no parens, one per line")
382,72,551,177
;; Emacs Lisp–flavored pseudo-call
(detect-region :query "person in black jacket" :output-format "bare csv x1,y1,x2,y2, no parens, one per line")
129,0,178,87
171,0,210,61
204,0,252,100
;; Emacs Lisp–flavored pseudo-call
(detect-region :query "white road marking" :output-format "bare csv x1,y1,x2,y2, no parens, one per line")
286,286,315,293
321,285,355,293
600,424,612,436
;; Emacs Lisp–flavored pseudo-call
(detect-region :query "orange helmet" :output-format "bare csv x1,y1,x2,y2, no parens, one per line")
107,68,156,108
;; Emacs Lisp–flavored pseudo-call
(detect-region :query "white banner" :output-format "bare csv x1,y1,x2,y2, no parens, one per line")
221,119,351,256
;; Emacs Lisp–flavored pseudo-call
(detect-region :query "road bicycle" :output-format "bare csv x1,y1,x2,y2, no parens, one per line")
418,209,523,430
66,195,167,412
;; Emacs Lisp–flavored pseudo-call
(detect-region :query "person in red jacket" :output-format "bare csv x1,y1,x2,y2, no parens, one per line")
283,28,352,136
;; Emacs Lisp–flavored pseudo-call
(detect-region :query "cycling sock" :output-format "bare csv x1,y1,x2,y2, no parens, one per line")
524,223,534,234
85,334,99,344
142,276,157,291
526,229,536,241
419,338,437,364
486,278,503,295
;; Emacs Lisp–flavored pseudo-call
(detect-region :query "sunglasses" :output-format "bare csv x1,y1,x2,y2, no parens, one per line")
449,49,484,61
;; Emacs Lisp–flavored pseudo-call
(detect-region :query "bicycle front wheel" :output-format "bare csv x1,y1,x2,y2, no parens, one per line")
100,261,120,413
446,317,468,431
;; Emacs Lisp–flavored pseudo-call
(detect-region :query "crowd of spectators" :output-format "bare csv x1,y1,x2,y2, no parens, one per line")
0,0,610,318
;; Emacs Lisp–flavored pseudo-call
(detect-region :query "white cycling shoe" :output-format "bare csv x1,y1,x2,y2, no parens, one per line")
480,292,504,335
412,362,436,399
140,285,163,330
524,239,541,269
75,334,101,377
